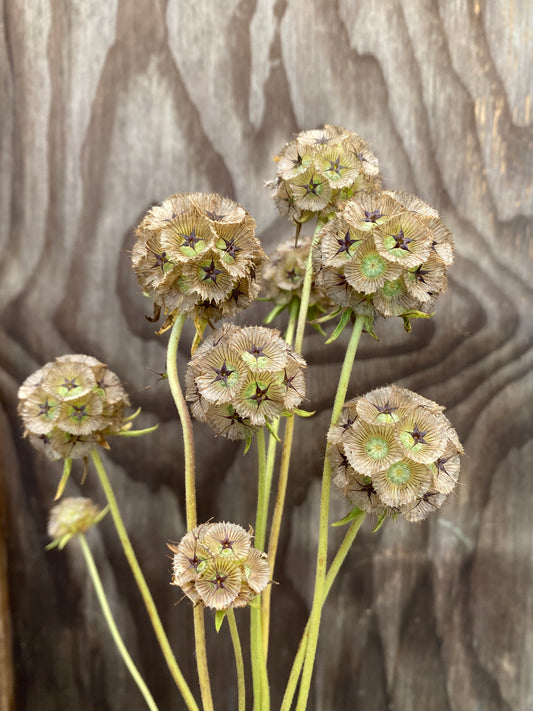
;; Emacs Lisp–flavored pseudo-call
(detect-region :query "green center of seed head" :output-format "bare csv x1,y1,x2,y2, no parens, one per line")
365,436,389,460
361,253,386,279
381,278,403,298
386,461,411,485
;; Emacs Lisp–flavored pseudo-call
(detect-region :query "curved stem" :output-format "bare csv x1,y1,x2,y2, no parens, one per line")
166,312,197,529
280,511,366,711
90,449,199,711
77,533,159,711
227,609,246,711
295,314,365,711
166,313,214,711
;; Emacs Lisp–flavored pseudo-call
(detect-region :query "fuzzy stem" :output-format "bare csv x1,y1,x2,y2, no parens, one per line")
295,313,365,711
193,606,213,711
251,428,270,711
280,511,366,711
166,313,214,711
90,449,198,711
227,609,246,711
77,533,159,711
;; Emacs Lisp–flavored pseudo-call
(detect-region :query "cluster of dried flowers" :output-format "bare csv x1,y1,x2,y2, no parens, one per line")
328,385,463,522
169,522,270,610
316,190,453,321
18,355,130,461
266,124,381,224
132,192,265,332
186,324,306,440
260,234,332,315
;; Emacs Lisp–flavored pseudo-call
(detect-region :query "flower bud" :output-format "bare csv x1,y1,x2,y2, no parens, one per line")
48,497,105,547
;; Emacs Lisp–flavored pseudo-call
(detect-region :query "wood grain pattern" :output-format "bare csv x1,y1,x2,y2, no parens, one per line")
1,0,532,709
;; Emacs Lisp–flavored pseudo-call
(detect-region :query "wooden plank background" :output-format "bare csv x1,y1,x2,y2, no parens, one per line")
1,1,532,709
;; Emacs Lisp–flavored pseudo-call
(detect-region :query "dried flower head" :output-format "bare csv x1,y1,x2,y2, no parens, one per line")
169,521,270,610
186,324,306,440
261,235,333,314
266,125,381,224
132,193,265,332
48,497,107,549
317,190,454,325
18,355,130,460
329,385,462,522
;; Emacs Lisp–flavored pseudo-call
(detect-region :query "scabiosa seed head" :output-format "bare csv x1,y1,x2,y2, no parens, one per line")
329,385,462,522
317,189,454,326
48,497,106,548
266,125,381,225
261,235,333,313
169,522,270,610
18,355,130,460
186,324,306,439
132,193,265,333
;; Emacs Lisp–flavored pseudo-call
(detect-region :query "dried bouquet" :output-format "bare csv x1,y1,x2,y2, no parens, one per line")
18,125,462,710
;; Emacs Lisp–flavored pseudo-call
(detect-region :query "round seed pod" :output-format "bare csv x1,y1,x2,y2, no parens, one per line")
132,192,265,332
329,385,462,522
169,522,270,610
18,355,130,460
186,325,306,440
267,125,381,225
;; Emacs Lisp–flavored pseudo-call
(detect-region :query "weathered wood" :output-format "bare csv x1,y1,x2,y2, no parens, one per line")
1,0,532,709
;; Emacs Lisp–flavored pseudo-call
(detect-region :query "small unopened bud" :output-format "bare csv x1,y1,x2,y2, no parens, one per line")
48,497,106,548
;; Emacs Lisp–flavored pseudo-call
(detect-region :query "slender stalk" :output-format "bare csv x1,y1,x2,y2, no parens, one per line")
166,312,197,529
77,533,159,711
262,298,300,654
294,220,322,355
90,449,199,711
254,428,268,551
166,313,214,711
227,609,246,711
295,314,365,711
251,428,270,711
280,511,366,711
193,606,213,711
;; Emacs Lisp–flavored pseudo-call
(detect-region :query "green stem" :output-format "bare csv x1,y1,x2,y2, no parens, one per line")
90,449,199,711
254,428,268,551
262,297,300,655
295,314,365,711
77,534,159,711
166,313,214,711
193,606,213,711
280,511,366,711
294,220,322,355
166,312,197,529
251,428,270,711
227,609,246,711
